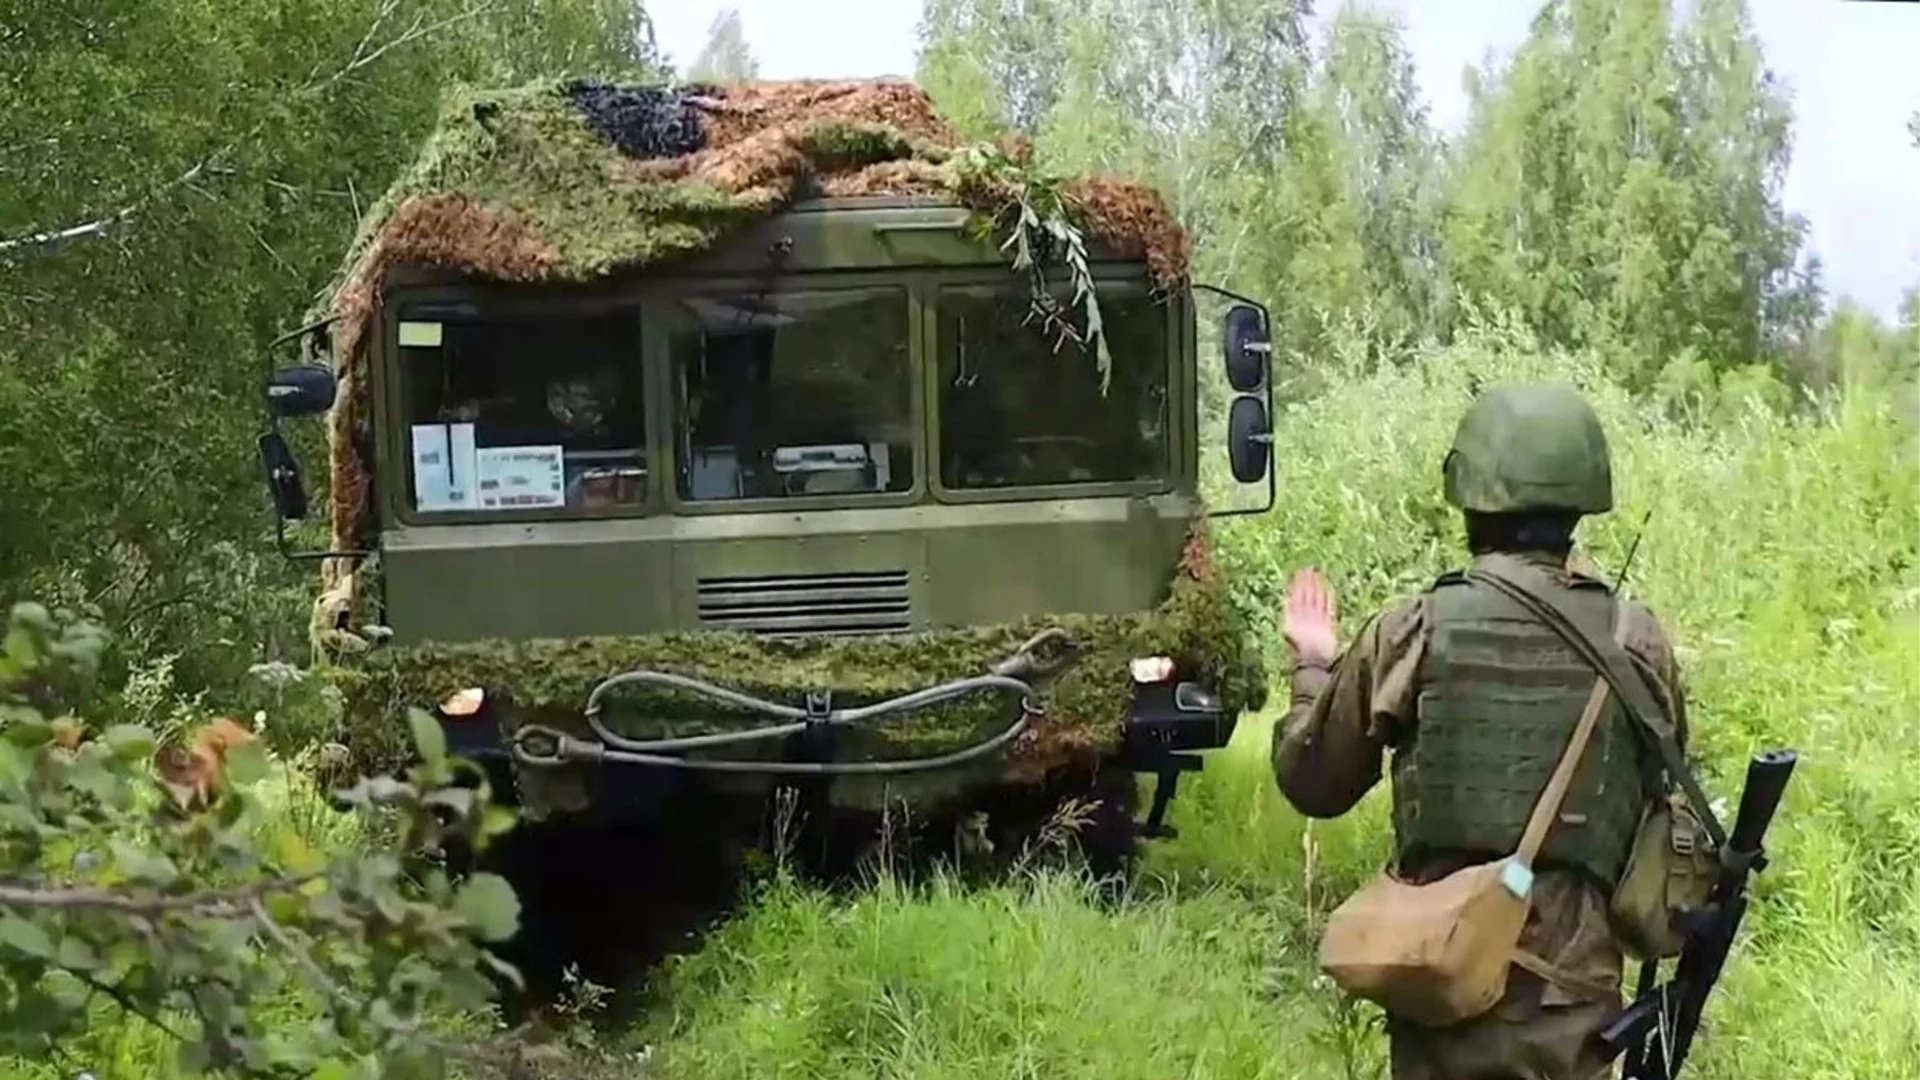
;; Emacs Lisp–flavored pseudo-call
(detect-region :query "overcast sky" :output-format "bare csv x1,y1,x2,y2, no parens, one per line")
649,1,1920,321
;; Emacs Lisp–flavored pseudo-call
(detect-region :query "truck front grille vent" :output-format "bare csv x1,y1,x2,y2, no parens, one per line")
695,570,912,638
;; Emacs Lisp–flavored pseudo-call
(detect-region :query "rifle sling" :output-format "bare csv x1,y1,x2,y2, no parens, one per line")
1467,555,1728,851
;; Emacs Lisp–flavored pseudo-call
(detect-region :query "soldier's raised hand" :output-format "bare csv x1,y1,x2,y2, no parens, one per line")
1283,568,1340,667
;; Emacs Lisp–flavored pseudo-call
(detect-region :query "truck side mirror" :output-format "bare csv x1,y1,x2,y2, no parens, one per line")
1223,304,1270,393
266,364,337,420
1227,397,1271,484
258,431,309,521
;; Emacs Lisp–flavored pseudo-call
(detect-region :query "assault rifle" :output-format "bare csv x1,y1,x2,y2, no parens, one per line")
1595,748,1798,1078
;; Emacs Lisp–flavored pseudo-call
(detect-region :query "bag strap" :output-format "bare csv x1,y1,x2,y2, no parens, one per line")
1469,554,1728,851
1511,948,1621,1002
1513,606,1623,866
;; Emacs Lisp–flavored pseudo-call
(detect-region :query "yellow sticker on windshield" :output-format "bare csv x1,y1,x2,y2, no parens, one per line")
398,321,444,348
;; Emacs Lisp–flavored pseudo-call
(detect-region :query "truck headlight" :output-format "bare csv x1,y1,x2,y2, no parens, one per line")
439,687,486,718
1129,656,1176,684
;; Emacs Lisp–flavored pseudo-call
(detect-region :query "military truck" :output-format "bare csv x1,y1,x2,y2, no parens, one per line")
253,78,1275,885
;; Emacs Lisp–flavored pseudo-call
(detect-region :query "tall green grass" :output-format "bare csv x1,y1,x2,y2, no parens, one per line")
641,321,1920,1079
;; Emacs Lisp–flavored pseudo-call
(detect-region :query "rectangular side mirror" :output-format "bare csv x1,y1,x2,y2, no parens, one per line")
1222,304,1270,393
258,431,309,521
267,365,338,420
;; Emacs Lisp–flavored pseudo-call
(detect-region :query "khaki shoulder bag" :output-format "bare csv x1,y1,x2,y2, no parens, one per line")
1316,605,1625,1028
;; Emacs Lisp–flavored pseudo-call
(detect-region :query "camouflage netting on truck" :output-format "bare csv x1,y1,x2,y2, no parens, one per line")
304,76,1229,807
311,77,1193,583
323,525,1266,811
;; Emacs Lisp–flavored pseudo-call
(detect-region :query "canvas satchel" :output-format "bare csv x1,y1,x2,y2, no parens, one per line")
1316,600,1625,1028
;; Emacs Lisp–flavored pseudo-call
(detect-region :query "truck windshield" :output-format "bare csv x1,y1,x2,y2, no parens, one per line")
668,287,914,502
397,305,647,515
937,283,1170,490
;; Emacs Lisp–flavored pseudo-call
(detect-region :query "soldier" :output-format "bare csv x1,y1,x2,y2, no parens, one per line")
1272,382,1688,1080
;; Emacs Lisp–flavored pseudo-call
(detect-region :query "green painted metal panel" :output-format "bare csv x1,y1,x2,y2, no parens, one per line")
380,495,1195,645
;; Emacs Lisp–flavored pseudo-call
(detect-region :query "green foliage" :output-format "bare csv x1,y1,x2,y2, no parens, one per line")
1439,0,1818,386
0,0,662,703
920,0,1834,387
919,0,1336,363
951,143,1115,389
0,602,524,1078
681,7,760,84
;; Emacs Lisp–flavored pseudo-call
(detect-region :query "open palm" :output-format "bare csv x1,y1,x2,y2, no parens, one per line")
1283,568,1340,666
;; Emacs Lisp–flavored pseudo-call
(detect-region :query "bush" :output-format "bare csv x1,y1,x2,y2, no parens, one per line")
0,601,525,1079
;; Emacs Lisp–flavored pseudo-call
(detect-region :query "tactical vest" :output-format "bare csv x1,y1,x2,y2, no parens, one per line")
1390,565,1649,888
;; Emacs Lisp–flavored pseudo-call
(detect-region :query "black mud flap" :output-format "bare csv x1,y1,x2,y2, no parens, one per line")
1117,680,1238,841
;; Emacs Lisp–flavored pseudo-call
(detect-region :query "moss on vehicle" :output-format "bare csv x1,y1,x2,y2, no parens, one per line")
320,523,1266,812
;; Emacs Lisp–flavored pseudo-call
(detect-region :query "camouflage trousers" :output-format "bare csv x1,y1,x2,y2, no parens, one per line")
1384,968,1621,1080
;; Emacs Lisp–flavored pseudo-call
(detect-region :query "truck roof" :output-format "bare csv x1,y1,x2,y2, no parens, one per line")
314,78,1189,326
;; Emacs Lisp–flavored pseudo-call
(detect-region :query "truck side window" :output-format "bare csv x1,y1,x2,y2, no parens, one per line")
668,288,914,502
397,306,647,515
937,285,1170,490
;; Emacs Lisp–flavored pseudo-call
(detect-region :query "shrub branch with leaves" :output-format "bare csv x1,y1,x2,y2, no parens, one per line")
0,601,524,1079
953,141,1117,392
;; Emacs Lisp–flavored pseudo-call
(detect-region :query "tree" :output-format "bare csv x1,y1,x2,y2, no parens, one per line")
1437,0,1817,388
1306,6,1446,354
917,0,1077,139
916,0,1371,367
685,7,760,84
0,0,661,703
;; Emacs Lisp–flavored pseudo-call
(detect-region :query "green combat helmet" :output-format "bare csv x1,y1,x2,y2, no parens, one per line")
1442,382,1613,514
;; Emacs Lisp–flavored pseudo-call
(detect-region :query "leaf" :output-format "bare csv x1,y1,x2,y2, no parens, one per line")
276,828,326,875
452,872,521,943
110,837,179,886
0,741,33,787
55,934,100,973
2,714,54,748
481,804,518,840
0,914,58,960
3,625,40,671
266,891,306,923
64,753,119,801
407,708,447,772
102,724,157,762
224,737,270,787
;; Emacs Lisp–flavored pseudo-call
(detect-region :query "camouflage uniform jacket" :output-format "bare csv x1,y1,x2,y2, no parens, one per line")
1271,550,1689,1080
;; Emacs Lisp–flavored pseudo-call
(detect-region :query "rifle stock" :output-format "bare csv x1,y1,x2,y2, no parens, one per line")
1597,749,1798,1078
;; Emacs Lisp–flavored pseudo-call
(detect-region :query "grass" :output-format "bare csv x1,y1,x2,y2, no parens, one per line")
7,319,1915,1078
634,321,1920,1079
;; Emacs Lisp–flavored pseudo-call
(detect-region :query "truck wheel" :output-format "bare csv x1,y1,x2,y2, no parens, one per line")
975,760,1139,891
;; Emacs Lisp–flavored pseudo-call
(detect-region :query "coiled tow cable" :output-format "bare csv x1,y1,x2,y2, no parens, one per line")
509,628,1079,776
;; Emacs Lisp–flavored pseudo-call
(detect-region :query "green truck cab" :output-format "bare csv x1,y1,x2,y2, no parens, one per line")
254,79,1274,877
